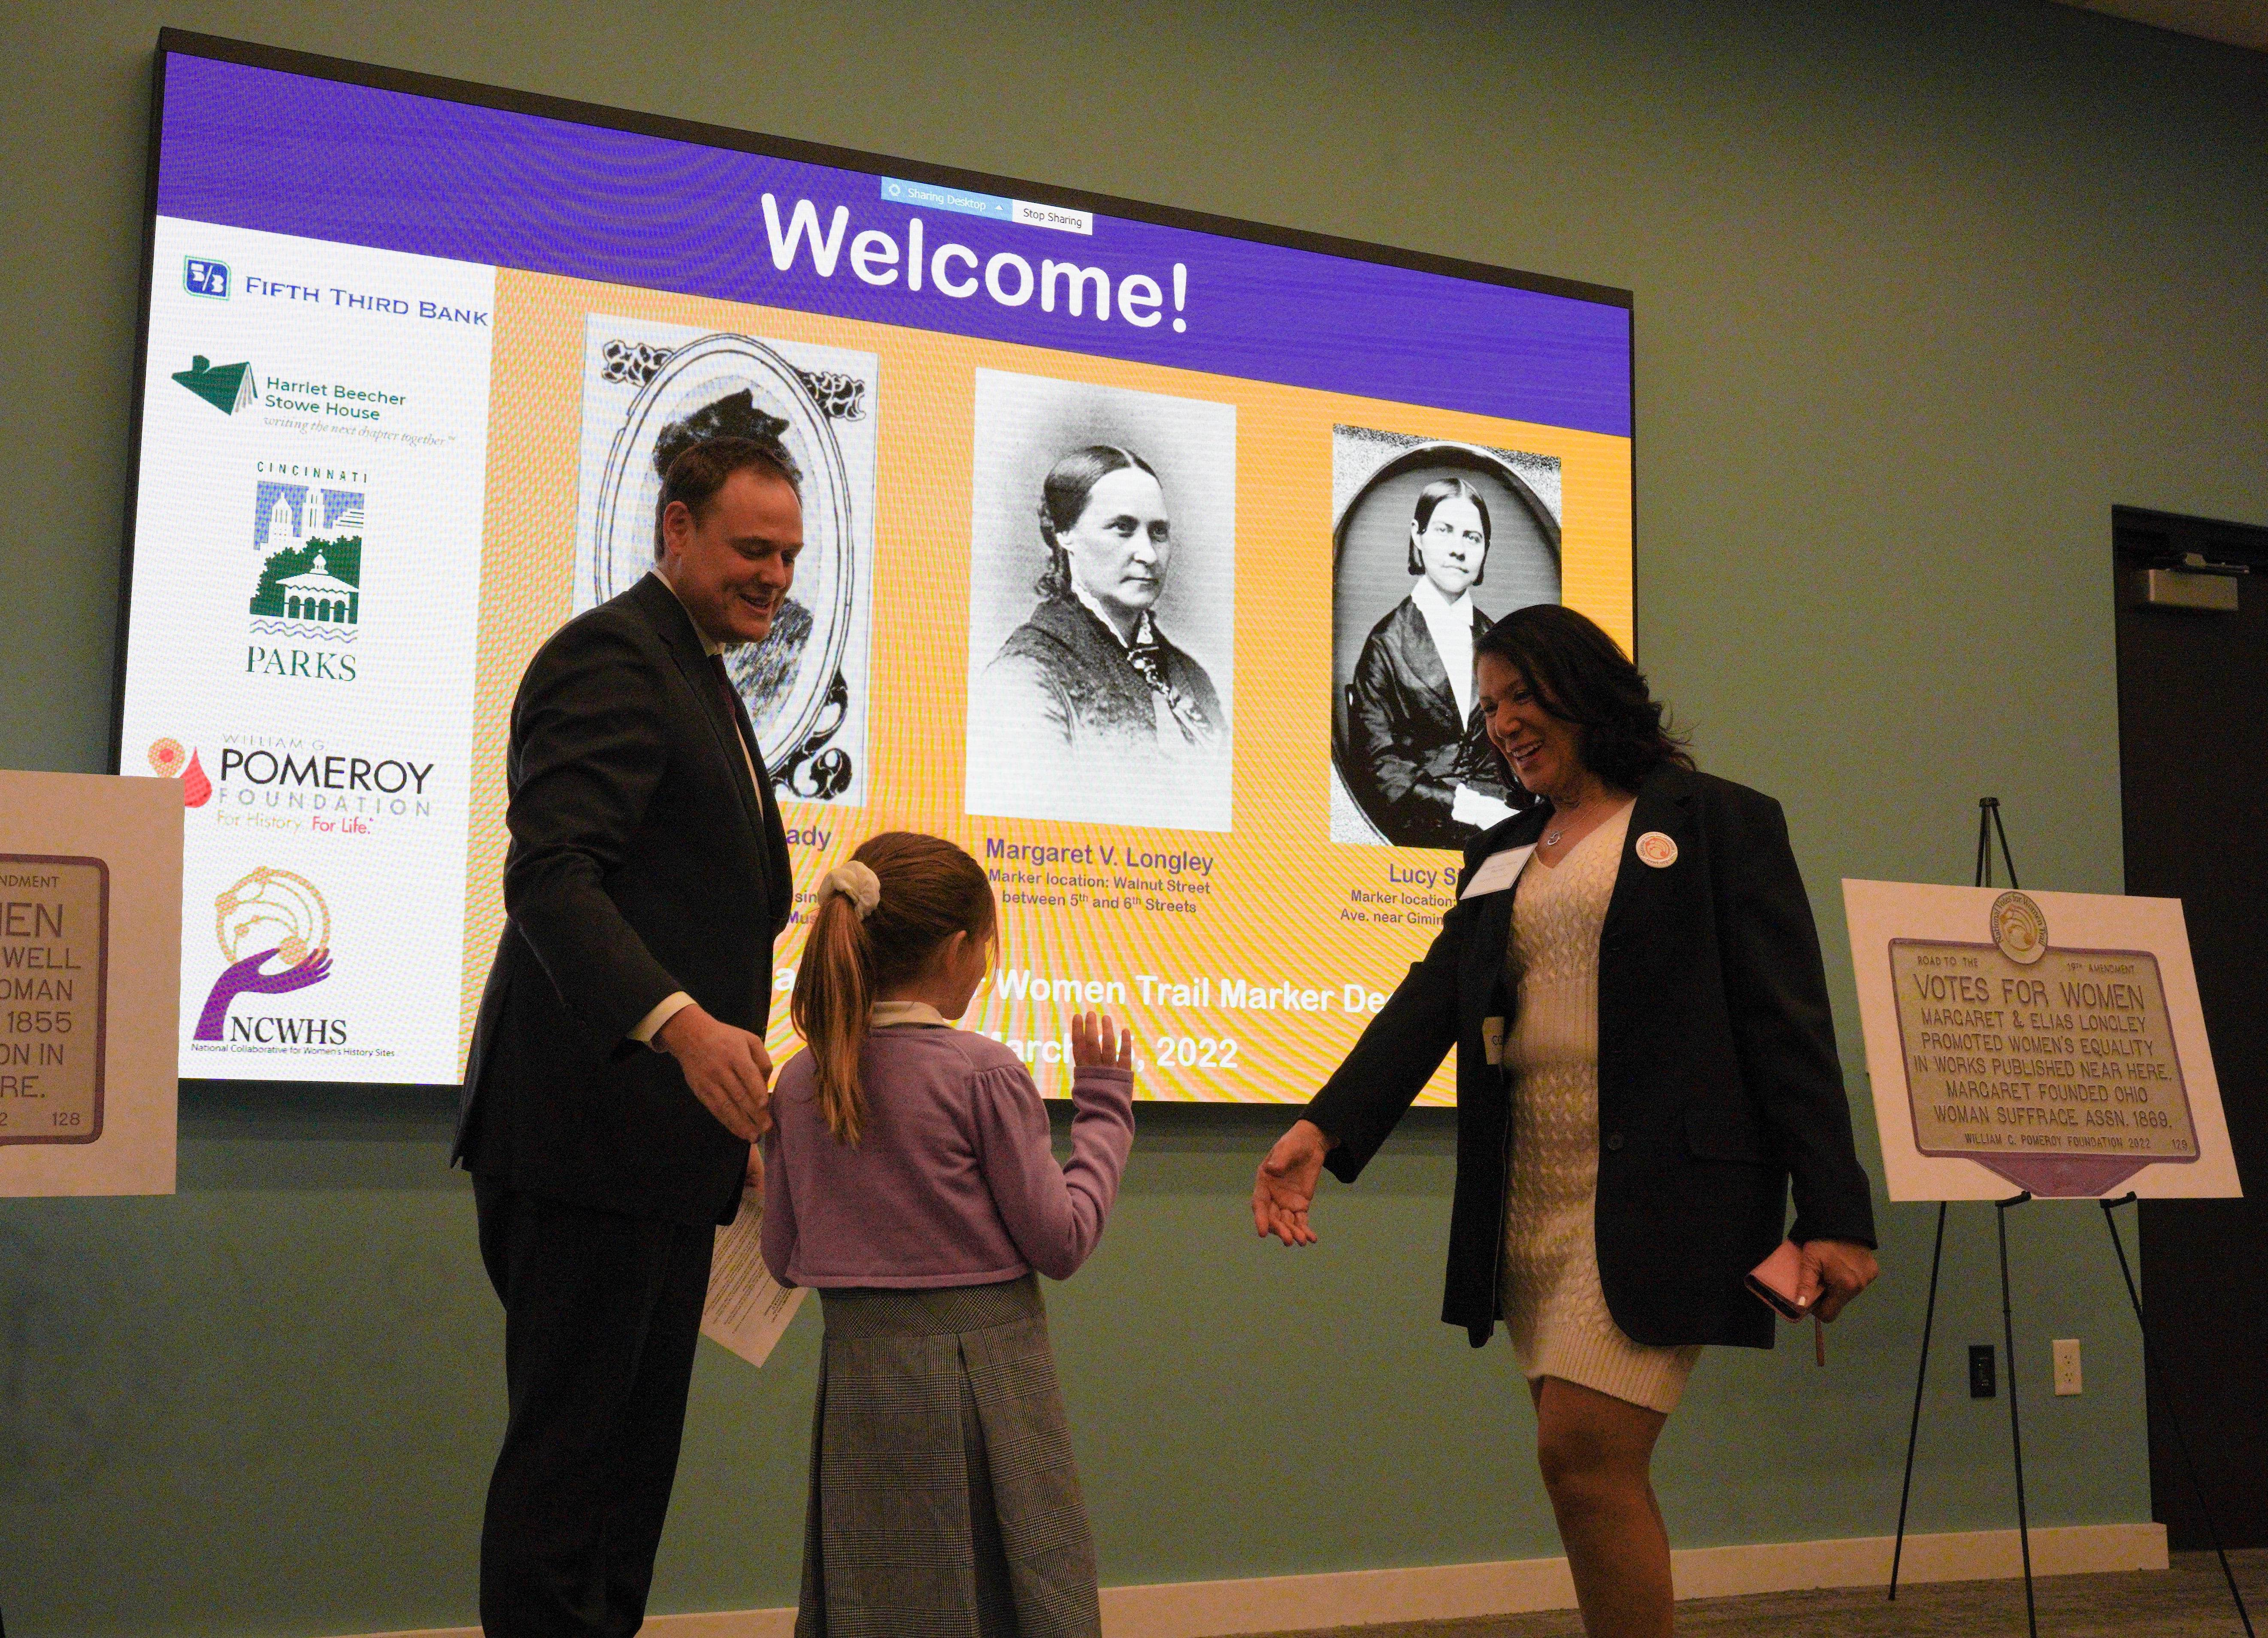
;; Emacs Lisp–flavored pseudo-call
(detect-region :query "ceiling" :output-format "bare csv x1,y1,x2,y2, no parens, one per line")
2050,0,2268,51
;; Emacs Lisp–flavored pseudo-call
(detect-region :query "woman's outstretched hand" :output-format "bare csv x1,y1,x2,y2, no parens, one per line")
1070,1011,1133,1070
1253,1119,1333,1247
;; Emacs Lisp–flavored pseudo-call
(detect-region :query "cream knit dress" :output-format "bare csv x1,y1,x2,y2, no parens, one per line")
1500,803,1703,1413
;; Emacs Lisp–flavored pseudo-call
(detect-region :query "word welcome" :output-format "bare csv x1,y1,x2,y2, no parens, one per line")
763,196,1190,334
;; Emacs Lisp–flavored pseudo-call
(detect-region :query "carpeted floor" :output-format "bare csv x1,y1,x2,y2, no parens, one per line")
1249,1549,2265,1638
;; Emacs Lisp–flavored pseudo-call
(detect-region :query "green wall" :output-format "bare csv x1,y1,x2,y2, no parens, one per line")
3,1,2263,1632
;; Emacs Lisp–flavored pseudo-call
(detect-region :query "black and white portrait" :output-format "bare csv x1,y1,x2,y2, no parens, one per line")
965,370,1235,831
1330,427,1562,848
575,315,876,806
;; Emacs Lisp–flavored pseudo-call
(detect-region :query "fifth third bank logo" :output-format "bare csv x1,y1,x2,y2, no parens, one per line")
185,257,231,299
193,866,339,1045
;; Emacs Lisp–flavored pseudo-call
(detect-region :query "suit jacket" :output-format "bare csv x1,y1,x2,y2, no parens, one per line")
454,573,795,1226
987,592,1224,751
1306,762,1877,1349
1345,596,1515,848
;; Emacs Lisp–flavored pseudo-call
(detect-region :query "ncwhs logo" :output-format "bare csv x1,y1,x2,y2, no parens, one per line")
193,866,340,1045
174,354,257,415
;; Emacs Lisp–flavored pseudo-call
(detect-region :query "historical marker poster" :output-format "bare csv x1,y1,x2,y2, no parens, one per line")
1845,880,2241,1201
0,772,182,1196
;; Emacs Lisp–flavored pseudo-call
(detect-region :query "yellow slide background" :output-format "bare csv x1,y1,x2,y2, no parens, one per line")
463,268,1631,1104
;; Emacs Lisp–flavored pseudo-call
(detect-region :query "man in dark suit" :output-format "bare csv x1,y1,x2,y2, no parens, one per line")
454,435,800,1637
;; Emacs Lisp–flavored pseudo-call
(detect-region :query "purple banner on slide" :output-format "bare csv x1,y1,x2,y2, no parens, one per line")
154,54,1631,437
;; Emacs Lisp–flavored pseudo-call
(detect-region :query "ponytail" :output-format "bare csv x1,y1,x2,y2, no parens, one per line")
789,833,996,1145
790,873,876,1145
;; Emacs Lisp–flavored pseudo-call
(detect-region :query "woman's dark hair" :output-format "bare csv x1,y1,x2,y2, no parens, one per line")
1406,475,1491,584
1033,445,1160,599
1475,604,1693,791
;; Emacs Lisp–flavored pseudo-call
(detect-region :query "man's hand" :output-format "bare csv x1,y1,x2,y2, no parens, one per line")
1798,1239,1880,1322
656,1003,773,1141
1253,1119,1333,1247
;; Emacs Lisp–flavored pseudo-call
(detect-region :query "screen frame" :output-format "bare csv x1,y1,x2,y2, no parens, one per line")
114,27,1638,1093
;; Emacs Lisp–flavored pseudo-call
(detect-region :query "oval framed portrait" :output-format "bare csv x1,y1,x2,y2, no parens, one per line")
1329,433,1562,847
587,333,859,774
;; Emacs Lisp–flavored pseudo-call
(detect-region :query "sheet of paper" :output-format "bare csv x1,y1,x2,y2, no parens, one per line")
701,1189,807,1367
1461,843,1535,900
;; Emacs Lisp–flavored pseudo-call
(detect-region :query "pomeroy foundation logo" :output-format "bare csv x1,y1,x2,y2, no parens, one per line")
174,354,256,415
192,866,341,1045
147,738,213,807
248,480,365,682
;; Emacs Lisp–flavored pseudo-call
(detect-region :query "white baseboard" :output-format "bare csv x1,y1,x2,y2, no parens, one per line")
339,1520,2167,1638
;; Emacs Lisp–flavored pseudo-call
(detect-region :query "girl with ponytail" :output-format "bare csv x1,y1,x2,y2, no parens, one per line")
762,831,1135,1638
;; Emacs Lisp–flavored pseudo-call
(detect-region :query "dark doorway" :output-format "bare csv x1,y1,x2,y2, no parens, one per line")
2114,504,2268,1550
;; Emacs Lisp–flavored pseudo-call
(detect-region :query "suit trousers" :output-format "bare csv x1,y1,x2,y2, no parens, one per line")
475,1175,715,1638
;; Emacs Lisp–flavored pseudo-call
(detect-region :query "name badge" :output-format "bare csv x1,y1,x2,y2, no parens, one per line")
1460,844,1535,900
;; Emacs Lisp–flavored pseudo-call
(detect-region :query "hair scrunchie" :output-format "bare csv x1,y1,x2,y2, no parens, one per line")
816,859,881,920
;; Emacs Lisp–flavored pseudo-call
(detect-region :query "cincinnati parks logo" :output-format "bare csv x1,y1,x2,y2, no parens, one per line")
247,480,365,681
192,866,336,1044
174,354,257,415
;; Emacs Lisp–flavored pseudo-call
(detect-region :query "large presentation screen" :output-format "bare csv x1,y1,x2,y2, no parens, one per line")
115,33,1633,1100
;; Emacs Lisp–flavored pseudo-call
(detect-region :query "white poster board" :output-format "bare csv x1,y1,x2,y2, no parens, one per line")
0,771,183,1196
1844,879,2241,1201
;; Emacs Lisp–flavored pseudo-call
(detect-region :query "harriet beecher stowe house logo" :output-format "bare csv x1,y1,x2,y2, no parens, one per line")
174,353,254,413
248,481,364,681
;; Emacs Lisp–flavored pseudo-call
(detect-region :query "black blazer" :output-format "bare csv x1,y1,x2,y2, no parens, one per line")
1345,596,1514,848
1306,763,1877,1349
454,573,795,1226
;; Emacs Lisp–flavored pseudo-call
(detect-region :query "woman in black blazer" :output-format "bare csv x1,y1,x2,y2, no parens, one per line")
1256,605,1878,1638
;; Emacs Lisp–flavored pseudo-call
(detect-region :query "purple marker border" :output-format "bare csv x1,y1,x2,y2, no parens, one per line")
144,32,1632,439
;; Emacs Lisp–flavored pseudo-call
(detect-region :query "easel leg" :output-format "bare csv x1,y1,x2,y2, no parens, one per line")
2101,1195,2256,1638
1888,801,2032,1614
1998,1191,2038,1638
1889,1199,1949,1600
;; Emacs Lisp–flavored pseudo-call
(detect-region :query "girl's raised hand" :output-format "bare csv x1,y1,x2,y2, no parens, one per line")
1070,1011,1134,1071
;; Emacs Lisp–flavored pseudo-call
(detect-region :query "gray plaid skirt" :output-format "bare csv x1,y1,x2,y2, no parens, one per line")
795,1274,1101,1638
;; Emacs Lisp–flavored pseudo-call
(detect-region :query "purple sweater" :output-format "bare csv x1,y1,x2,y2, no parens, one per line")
760,1023,1136,1288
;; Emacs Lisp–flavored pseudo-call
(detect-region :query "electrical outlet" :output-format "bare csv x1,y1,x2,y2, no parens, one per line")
2053,1338,2083,1396
1969,1344,1997,1399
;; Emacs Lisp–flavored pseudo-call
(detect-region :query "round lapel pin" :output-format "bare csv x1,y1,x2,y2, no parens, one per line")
1635,831,1678,868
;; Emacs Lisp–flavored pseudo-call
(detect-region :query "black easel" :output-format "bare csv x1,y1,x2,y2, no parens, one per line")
2101,1195,2256,1636
1886,799,2255,1637
1890,800,2029,1614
